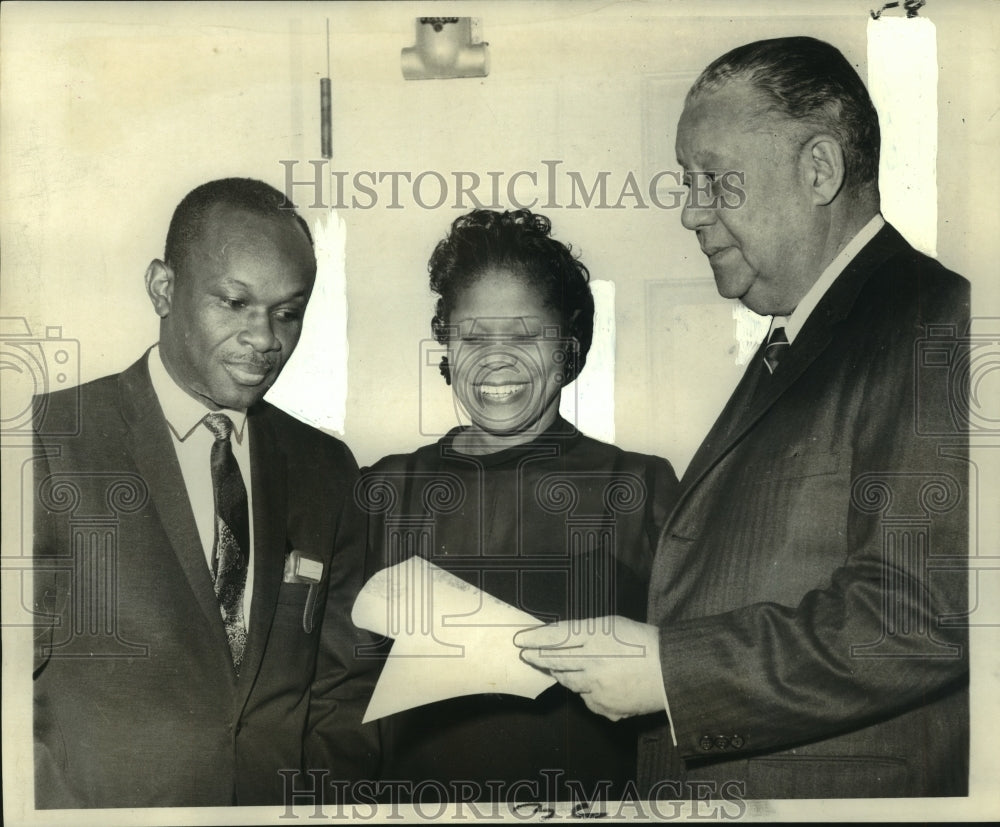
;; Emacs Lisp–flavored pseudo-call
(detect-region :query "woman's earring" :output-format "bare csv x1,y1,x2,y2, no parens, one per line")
559,346,578,383
439,355,451,386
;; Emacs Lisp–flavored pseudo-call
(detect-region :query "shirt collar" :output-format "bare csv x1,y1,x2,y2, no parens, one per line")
147,345,248,443
771,214,885,343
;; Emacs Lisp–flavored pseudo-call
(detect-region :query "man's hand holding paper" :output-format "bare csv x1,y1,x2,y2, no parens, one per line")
515,616,665,721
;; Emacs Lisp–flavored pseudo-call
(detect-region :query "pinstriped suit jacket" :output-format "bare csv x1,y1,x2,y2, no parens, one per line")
639,224,970,798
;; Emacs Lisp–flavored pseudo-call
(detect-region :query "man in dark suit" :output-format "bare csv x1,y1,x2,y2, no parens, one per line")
32,178,378,807
518,37,969,799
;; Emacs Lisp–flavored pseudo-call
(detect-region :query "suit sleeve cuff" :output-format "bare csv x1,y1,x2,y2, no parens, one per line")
656,641,678,746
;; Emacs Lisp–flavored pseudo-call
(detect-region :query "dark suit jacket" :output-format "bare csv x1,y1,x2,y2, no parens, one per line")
32,353,379,808
639,224,970,799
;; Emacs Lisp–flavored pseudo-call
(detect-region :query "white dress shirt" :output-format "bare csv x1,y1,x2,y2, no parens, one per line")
147,345,255,624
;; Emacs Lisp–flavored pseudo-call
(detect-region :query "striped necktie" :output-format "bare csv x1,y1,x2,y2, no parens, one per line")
763,325,790,374
203,413,249,672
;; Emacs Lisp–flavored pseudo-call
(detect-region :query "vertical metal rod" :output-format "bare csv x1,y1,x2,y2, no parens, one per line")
321,18,332,159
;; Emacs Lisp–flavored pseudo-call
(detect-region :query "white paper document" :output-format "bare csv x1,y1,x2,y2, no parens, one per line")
352,556,556,723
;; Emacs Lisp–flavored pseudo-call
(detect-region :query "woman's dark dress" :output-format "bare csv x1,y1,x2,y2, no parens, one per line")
359,417,679,801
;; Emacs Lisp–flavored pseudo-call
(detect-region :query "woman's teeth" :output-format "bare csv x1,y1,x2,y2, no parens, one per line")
478,384,526,401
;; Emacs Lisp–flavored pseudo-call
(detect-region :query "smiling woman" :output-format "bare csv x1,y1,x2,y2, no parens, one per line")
357,209,680,803
447,275,567,443
431,210,593,454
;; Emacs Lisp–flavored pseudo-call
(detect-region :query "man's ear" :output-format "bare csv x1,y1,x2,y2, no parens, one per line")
145,260,175,318
805,135,845,206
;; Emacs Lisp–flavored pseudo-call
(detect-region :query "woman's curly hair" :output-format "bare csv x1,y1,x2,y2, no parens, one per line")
428,209,595,381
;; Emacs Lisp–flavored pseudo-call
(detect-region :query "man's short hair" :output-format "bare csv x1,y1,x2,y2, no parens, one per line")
689,36,881,192
164,178,313,275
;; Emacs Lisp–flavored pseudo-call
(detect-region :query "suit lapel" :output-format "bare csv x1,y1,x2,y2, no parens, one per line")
117,354,234,664
235,407,288,698
679,350,768,489
674,223,911,507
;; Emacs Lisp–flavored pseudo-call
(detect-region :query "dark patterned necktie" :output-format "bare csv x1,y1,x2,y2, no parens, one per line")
203,413,249,672
763,325,790,374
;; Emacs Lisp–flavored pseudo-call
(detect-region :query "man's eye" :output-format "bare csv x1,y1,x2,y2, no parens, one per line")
275,308,303,322
683,171,719,186
222,297,246,309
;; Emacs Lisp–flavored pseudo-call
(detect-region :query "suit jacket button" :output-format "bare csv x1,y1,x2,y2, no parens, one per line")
714,735,730,750
699,735,714,751
731,734,745,749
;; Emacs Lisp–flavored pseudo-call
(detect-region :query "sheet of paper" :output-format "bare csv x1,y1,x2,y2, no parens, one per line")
352,556,556,723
